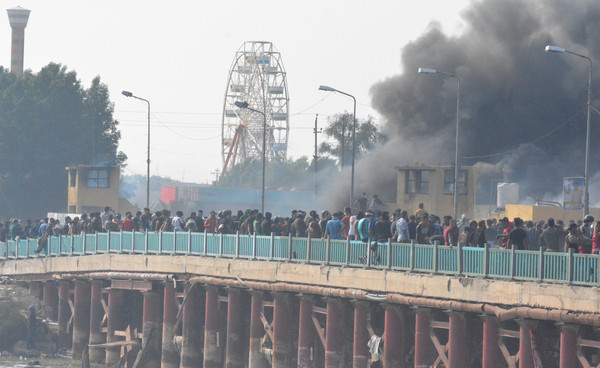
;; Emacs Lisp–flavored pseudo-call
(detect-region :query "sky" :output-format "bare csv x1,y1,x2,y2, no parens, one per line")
2,0,471,184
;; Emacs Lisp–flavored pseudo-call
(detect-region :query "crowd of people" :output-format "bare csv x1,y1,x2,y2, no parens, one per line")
1,201,599,256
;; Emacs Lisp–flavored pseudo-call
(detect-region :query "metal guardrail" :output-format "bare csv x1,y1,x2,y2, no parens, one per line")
1,231,597,286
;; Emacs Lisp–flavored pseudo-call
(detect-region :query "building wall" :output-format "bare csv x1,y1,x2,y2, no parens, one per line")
67,166,120,213
393,166,477,218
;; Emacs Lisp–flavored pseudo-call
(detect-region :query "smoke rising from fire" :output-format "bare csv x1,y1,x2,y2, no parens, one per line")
355,0,600,206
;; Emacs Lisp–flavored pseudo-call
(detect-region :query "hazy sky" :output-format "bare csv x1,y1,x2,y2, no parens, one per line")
2,0,470,184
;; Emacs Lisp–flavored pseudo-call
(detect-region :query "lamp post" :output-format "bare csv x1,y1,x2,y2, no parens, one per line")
418,68,461,221
234,101,267,213
122,91,151,208
318,85,357,209
545,45,592,216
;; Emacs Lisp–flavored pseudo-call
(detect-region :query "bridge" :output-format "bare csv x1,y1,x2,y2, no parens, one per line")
1,231,599,368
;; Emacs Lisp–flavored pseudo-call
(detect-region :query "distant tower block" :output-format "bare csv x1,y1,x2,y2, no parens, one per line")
6,6,31,76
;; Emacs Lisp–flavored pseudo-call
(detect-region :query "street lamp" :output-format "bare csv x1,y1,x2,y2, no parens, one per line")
418,68,461,221
545,44,592,216
122,90,151,209
318,85,357,209
234,100,267,213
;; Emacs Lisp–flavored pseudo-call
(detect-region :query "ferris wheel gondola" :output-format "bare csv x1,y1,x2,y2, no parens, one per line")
221,41,290,175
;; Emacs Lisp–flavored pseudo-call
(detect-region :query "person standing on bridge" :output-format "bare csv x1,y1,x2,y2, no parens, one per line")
507,218,528,250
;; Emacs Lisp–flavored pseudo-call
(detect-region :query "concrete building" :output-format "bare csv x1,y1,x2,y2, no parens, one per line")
393,164,477,218
6,6,30,76
66,165,136,214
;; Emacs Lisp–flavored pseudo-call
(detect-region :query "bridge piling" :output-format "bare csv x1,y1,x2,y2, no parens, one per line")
414,308,433,368
559,323,578,368
57,281,71,347
72,280,91,358
181,284,204,368
249,290,268,368
273,292,294,368
383,304,406,368
448,311,468,368
325,298,344,368
225,287,246,368
297,295,314,368
352,301,368,368
42,281,58,320
161,282,179,368
142,291,162,368
204,285,223,368
518,319,536,368
29,281,43,300
88,280,105,363
481,315,500,368
106,288,125,365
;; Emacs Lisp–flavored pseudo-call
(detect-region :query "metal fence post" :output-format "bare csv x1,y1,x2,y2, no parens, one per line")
484,245,489,277
366,236,371,267
433,241,439,274
326,236,331,265
82,233,87,255
159,231,163,254
510,246,516,279
287,233,292,261
187,229,192,255
567,248,573,284
203,230,208,255
131,230,136,254
307,234,312,263
458,244,463,275
252,232,257,260
119,231,123,254
26,238,30,259
409,240,415,271
174,231,178,255
346,236,351,265
235,231,240,258
387,238,392,269
95,232,99,254
219,232,224,257
70,235,74,256
59,234,63,256
538,247,544,282
107,231,111,254
144,231,149,255
272,233,278,260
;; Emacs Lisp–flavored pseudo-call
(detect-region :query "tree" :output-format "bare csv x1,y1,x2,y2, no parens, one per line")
319,112,384,166
0,63,126,218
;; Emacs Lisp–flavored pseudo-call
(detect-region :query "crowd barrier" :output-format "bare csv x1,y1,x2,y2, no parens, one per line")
1,231,597,286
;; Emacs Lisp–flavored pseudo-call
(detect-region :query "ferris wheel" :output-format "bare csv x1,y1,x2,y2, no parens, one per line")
221,41,290,175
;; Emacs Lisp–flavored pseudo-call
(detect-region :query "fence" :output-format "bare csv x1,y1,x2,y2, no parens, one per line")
1,231,597,286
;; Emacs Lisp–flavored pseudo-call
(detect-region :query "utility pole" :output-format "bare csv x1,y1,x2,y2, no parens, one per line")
313,114,322,205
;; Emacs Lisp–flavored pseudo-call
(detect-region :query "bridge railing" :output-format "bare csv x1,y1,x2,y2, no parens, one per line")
1,231,597,286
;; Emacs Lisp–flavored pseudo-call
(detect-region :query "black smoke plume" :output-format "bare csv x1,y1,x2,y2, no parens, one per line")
360,0,600,207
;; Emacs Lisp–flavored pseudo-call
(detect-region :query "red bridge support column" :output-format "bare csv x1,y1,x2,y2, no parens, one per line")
43,281,58,321
353,301,369,368
29,281,43,300
161,282,179,368
298,295,313,368
142,291,162,368
249,290,268,368
273,292,294,368
57,281,71,347
106,289,125,366
448,311,467,368
226,288,245,368
181,284,204,368
559,324,578,368
88,280,104,363
383,304,405,368
325,298,344,368
519,319,535,368
72,280,91,358
204,285,223,368
415,308,433,368
482,315,499,368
